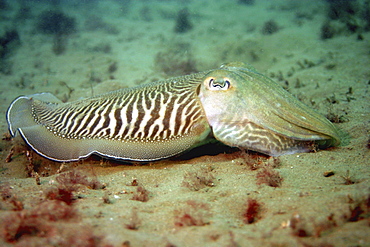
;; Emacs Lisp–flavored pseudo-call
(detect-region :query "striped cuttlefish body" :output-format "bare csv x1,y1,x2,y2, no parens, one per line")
6,62,340,162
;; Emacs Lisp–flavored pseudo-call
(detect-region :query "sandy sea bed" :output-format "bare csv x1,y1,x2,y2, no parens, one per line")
0,0,369,246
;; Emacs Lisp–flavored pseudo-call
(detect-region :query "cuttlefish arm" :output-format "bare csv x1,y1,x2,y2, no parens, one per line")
198,62,340,156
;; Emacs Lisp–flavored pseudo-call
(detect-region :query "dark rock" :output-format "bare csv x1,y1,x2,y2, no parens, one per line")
326,0,357,20
0,30,20,58
36,10,76,35
174,8,192,33
238,0,254,5
0,0,8,10
320,22,336,39
261,20,280,35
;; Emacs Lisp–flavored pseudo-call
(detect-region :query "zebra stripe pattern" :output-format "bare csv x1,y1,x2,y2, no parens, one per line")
31,74,207,143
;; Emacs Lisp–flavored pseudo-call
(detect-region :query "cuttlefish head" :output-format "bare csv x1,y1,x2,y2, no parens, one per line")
198,62,341,156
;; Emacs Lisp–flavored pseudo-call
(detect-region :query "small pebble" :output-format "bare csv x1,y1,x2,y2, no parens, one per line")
323,171,335,177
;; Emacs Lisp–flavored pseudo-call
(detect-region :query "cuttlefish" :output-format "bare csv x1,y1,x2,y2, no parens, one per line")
6,62,340,162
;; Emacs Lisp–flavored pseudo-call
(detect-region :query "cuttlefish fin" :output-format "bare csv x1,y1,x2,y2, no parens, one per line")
5,93,85,161
6,93,62,136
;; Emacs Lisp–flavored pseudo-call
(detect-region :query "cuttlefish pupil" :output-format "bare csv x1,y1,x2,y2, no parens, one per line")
208,77,231,90
6,62,341,162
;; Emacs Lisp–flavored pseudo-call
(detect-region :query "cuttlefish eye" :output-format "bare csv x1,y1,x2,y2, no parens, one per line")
207,77,231,91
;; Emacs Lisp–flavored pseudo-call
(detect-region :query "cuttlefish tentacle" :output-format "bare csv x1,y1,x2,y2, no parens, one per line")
6,62,340,162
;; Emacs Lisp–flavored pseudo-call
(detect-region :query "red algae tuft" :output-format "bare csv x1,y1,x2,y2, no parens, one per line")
256,165,284,187
174,200,211,227
243,198,263,224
